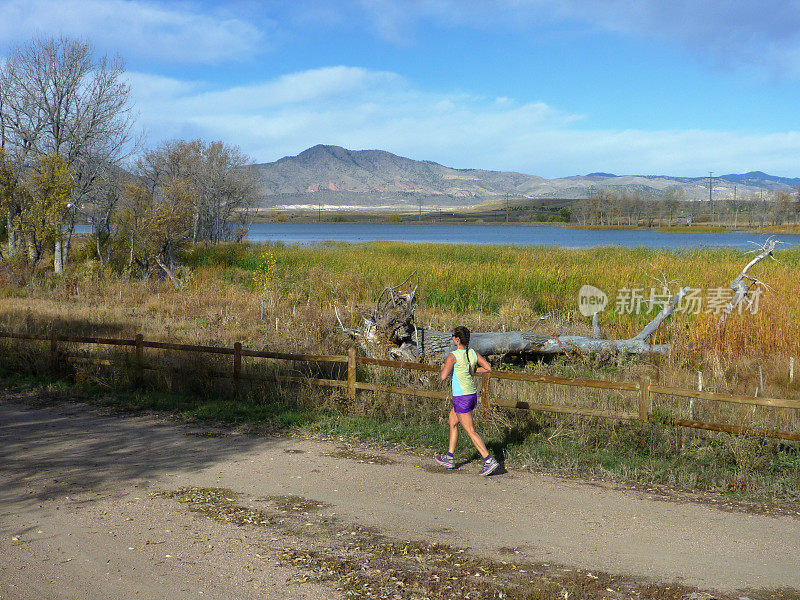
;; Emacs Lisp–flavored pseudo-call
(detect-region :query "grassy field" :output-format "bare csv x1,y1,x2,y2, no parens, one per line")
4,239,800,396
2,240,800,501
3,239,800,398
191,241,800,360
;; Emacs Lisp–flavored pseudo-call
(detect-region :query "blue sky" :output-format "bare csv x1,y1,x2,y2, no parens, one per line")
2,0,800,177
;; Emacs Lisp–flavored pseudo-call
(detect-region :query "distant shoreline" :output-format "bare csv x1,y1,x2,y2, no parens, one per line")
247,208,800,234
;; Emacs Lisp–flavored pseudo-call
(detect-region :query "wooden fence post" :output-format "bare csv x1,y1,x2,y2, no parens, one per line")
638,379,650,423
689,371,701,420
134,334,143,384
234,342,242,394
347,347,356,402
50,330,57,373
481,372,491,409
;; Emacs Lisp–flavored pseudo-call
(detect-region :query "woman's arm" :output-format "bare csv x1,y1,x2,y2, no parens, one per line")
474,351,492,374
440,353,456,381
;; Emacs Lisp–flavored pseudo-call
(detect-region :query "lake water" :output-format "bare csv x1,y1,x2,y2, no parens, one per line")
243,223,800,250
74,222,800,249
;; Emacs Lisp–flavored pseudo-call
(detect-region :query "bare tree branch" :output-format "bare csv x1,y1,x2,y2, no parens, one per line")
719,238,781,327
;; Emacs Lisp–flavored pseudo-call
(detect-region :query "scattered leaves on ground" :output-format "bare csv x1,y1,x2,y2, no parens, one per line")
329,447,397,465
159,486,754,600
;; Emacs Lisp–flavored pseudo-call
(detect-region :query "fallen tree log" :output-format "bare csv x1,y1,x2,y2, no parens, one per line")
339,285,689,361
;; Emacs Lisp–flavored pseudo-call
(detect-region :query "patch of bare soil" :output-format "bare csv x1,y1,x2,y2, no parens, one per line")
327,447,398,465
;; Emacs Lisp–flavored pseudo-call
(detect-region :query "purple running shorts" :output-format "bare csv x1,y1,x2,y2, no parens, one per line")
452,393,478,414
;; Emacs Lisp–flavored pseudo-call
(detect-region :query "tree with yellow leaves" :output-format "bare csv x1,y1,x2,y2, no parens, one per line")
12,153,73,265
116,176,194,286
0,35,137,272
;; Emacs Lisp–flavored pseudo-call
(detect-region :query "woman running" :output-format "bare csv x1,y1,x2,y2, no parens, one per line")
435,326,499,476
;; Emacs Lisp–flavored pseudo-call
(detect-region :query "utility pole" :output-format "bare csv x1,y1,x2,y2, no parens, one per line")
708,171,714,226
733,185,737,228
505,193,509,224
318,198,321,223
418,196,422,222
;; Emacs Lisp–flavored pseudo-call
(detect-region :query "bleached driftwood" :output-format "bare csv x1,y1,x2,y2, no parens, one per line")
719,238,781,327
341,282,689,362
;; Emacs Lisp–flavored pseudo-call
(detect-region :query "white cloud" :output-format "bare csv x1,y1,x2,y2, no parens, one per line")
0,0,264,63
180,67,404,112
129,65,800,177
127,72,203,100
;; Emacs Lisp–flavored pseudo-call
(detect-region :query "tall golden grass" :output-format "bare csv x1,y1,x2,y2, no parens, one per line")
2,240,799,399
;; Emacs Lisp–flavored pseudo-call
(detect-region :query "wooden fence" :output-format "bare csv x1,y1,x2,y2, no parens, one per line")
1,331,799,442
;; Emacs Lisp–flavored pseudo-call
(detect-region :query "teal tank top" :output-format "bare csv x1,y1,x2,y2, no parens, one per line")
451,348,478,396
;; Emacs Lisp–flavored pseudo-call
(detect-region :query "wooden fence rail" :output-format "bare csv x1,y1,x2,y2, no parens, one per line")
1,330,799,442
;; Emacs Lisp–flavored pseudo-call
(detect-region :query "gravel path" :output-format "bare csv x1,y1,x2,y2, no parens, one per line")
1,393,799,599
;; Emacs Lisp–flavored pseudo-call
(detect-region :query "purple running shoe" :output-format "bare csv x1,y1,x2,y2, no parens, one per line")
434,453,455,469
478,456,499,476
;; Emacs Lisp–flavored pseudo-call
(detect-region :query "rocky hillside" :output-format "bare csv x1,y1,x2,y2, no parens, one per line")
250,145,799,209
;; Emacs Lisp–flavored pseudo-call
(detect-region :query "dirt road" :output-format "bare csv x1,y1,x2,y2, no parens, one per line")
1,393,799,599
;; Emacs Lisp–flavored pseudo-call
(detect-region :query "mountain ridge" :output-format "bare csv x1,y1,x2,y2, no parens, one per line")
250,145,798,209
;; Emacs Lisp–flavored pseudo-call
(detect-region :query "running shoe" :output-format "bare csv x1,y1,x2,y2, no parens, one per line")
434,453,455,469
478,456,499,476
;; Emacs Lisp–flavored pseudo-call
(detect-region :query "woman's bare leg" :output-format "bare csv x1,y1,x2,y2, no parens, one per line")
455,411,489,459
447,409,459,454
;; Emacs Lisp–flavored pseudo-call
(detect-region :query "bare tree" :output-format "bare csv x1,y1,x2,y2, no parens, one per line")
617,191,633,225
0,58,35,259
662,185,684,227
116,178,194,285
195,141,258,243
775,190,794,225
0,35,137,273
795,187,800,225
575,197,591,225
84,170,127,265
586,190,615,225
628,191,644,226
136,139,258,245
